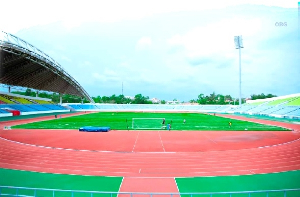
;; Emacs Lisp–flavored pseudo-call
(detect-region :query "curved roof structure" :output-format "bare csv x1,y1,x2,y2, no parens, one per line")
0,31,94,103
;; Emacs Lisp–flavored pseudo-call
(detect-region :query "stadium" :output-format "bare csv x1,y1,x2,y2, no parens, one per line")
1,29,300,197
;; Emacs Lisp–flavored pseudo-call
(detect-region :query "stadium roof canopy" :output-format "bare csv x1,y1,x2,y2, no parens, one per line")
0,31,94,103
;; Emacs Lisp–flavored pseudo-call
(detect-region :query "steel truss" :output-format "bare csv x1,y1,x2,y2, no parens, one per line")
0,31,94,103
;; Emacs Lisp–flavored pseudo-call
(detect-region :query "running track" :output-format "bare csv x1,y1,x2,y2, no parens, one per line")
0,112,300,192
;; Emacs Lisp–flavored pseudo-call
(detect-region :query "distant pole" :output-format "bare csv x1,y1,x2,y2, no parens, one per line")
239,46,241,105
122,82,123,95
234,36,244,106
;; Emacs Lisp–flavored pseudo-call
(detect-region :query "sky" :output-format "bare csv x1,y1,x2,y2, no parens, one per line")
1,0,299,102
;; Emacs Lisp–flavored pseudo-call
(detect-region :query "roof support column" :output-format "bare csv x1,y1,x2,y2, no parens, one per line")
59,94,62,105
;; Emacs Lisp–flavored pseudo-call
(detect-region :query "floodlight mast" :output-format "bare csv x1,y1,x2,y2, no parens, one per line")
234,35,244,106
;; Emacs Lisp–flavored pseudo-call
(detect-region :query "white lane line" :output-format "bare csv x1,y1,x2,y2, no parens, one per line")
131,131,140,152
158,130,166,152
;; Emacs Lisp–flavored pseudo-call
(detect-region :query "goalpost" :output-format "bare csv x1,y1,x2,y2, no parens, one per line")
132,118,165,130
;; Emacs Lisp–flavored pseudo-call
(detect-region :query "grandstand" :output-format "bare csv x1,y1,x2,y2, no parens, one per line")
0,92,68,117
63,103,234,113
228,93,300,119
61,93,300,120
1,91,299,119
0,31,95,117
0,31,94,104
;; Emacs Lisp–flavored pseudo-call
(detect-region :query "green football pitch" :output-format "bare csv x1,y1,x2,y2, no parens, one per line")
176,170,300,196
1,168,299,196
0,168,122,197
12,112,289,131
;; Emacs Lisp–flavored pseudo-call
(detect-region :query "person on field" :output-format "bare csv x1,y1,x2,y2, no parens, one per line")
167,123,171,131
229,121,232,128
162,118,166,129
183,119,186,124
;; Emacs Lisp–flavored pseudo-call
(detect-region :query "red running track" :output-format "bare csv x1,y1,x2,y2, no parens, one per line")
0,113,300,192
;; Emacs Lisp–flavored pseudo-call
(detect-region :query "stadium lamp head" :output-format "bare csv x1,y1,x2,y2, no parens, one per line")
234,35,244,49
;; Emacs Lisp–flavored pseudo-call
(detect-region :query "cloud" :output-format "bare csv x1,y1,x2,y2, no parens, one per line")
92,70,119,83
1,0,297,34
186,56,212,66
60,55,72,62
167,34,183,46
136,36,152,51
5,2,298,101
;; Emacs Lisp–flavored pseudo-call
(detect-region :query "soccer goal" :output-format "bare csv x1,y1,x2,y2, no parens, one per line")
132,118,165,130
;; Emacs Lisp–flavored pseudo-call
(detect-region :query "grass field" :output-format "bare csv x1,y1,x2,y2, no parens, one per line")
12,112,289,131
1,168,299,196
176,170,300,197
0,168,122,197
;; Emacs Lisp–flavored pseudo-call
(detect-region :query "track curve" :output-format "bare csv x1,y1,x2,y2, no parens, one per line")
0,113,300,178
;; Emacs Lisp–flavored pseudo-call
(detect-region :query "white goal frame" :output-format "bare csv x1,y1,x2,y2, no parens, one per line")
132,118,165,130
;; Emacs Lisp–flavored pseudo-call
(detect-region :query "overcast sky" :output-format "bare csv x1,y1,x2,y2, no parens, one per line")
1,0,299,101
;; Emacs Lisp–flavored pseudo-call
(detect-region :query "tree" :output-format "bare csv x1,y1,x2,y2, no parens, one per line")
110,94,117,103
224,95,232,103
266,93,277,98
101,96,110,103
25,88,33,96
207,92,217,104
197,93,207,104
250,93,277,100
189,99,197,103
133,94,151,104
38,92,51,99
217,94,225,105
92,96,101,103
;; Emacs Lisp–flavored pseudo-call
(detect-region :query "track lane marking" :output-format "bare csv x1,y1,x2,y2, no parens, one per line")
158,130,166,152
132,131,140,152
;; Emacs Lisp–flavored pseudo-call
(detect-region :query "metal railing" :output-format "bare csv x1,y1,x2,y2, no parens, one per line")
1,186,300,197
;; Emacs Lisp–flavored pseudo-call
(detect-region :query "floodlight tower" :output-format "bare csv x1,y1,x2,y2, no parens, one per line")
234,35,244,106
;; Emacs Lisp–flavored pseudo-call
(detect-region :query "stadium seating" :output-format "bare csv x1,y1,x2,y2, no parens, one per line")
248,101,268,105
79,105,99,110
13,97,33,104
267,97,294,106
285,108,300,117
42,104,66,110
247,105,274,114
0,95,15,104
0,92,68,117
24,104,53,111
33,99,53,104
0,104,34,112
269,106,300,115
231,105,256,113
0,109,10,113
67,104,234,113
286,97,300,106
3,92,298,119
68,104,84,110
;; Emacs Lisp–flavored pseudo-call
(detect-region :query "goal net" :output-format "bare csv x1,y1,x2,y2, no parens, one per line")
132,118,165,130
